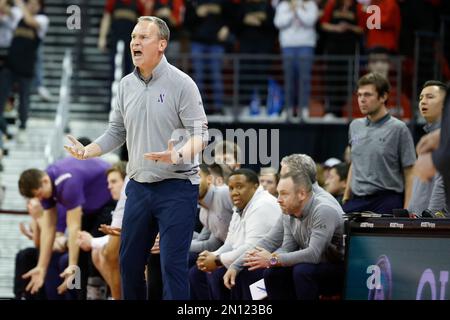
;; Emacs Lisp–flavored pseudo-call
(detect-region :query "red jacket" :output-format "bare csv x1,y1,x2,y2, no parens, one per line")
365,0,401,53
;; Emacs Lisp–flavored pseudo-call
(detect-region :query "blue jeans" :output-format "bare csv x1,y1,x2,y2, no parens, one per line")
0,67,32,130
120,178,198,300
282,46,314,110
33,44,44,89
191,42,224,110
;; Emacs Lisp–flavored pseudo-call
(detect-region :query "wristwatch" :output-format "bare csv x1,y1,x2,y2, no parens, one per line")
175,151,183,164
268,253,279,267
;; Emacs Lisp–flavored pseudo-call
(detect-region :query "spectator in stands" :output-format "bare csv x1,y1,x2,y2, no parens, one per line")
274,0,319,119
344,47,412,119
213,140,241,171
0,0,49,143
0,0,17,68
0,0,16,132
320,0,364,118
34,49,54,102
14,198,69,300
153,0,185,59
342,73,416,214
225,171,345,300
189,169,281,300
258,167,279,197
398,0,450,102
415,86,450,210
322,157,341,181
98,0,146,75
18,157,114,299
364,0,401,54
189,164,233,266
77,161,127,300
30,0,53,102
235,0,276,110
398,0,436,60
184,0,235,114
366,47,411,119
313,0,329,56
98,0,147,110
65,16,208,300
407,80,447,216
325,162,349,205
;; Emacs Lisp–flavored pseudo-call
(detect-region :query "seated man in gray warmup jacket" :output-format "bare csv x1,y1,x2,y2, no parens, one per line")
225,171,344,300
189,164,233,266
223,154,344,300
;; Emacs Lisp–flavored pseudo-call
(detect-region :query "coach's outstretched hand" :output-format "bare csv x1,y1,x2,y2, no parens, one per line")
64,135,88,160
144,139,179,164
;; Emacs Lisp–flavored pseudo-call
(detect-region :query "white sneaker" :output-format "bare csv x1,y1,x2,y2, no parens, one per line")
16,129,26,144
323,113,337,121
37,86,55,102
301,108,309,119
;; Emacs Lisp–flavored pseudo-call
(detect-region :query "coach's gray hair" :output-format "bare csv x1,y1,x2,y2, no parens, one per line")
137,16,170,41
281,154,317,183
280,171,312,193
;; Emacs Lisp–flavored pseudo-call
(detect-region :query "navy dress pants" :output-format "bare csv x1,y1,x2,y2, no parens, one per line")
120,179,198,300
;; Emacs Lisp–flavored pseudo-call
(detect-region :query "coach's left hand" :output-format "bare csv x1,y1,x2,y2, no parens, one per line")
144,140,179,164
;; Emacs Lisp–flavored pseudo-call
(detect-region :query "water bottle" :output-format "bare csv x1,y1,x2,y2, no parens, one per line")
249,89,260,116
